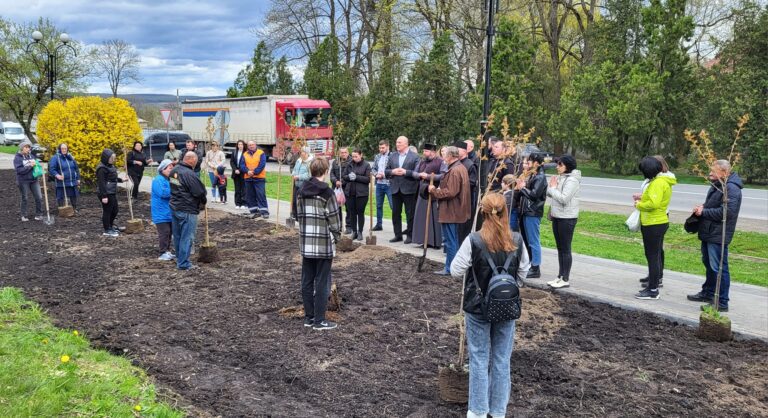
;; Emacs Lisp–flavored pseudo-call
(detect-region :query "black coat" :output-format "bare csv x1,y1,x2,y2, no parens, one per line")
127,149,149,177
330,158,349,188
169,162,207,214
519,167,547,217
95,149,123,198
463,232,524,315
341,159,371,197
698,173,743,246
385,150,420,195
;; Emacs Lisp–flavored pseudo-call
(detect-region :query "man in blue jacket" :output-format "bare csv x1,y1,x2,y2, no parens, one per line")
687,160,743,312
152,159,175,261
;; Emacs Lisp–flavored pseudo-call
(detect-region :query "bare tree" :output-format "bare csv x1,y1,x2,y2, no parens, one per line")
92,39,141,97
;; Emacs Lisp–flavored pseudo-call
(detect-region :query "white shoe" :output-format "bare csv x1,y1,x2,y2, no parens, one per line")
158,253,173,261
546,278,559,286
21,217,29,222
169,252,177,259
549,278,570,289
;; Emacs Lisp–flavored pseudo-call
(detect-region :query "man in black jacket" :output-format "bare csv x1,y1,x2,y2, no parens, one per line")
385,136,420,243
687,160,743,312
170,150,207,270
185,140,204,178
515,152,547,278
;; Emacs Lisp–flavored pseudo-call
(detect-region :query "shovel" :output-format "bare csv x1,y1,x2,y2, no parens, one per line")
122,146,144,234
365,173,376,245
198,205,219,263
438,270,470,403
40,168,55,225
417,174,434,272
285,176,296,228
57,178,75,218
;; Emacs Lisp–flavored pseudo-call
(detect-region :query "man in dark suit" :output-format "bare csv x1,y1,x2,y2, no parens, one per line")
385,136,419,243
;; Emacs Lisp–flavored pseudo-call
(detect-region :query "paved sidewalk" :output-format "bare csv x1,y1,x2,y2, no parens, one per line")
4,149,763,342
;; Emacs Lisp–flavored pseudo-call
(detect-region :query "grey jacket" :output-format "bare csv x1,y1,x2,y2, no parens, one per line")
547,170,581,219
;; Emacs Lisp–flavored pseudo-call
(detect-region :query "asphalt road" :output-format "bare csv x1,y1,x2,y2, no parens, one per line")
579,176,767,221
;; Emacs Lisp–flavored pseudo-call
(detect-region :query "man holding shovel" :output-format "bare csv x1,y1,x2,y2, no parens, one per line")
170,150,207,271
428,146,470,276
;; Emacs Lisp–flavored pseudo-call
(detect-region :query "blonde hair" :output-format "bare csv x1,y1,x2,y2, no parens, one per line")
501,174,515,187
479,193,516,253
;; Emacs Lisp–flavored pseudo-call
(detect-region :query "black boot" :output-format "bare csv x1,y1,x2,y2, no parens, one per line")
526,265,541,279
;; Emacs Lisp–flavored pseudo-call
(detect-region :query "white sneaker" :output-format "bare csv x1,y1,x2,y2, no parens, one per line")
169,252,177,259
158,252,173,261
34,216,43,221
546,278,560,286
21,217,29,222
549,278,570,289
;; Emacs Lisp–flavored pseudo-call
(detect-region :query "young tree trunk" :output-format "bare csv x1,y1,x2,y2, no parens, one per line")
714,181,727,310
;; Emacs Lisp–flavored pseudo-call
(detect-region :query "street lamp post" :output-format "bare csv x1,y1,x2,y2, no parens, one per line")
26,30,77,101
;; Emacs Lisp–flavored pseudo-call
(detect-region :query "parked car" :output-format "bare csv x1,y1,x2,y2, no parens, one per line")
0,122,28,145
143,131,193,163
30,142,47,161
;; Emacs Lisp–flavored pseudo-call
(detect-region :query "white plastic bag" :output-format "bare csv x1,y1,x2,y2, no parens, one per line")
334,187,346,206
625,209,641,232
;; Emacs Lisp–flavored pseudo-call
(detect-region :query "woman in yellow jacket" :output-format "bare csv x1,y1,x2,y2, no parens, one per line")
634,157,677,300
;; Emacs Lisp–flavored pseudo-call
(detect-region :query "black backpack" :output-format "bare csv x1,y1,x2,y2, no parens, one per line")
470,235,522,322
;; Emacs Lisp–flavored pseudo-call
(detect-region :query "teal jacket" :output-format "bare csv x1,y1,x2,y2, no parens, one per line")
636,174,677,225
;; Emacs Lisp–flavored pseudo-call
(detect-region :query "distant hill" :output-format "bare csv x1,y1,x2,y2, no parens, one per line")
86,93,225,106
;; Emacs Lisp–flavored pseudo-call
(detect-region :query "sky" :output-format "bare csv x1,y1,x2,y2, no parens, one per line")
1,0,272,96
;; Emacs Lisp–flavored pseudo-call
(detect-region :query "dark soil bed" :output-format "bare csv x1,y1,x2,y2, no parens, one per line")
1,169,767,417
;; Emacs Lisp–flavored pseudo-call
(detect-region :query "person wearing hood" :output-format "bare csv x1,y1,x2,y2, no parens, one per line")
48,143,81,212
127,141,152,200
13,142,43,222
687,160,743,312
635,155,676,287
634,157,677,300
291,146,313,219
95,149,127,237
152,159,176,261
545,155,581,289
296,157,341,331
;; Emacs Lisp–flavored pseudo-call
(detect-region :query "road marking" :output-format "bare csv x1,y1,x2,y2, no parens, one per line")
581,183,768,201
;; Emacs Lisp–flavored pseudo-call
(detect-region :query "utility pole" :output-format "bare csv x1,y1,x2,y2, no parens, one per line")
480,0,496,135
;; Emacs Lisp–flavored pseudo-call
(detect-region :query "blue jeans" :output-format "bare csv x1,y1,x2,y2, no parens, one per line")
508,207,520,232
172,211,198,269
701,241,730,307
375,183,392,226
207,172,219,198
18,182,43,217
465,312,516,417
245,179,269,216
442,223,459,273
522,215,542,266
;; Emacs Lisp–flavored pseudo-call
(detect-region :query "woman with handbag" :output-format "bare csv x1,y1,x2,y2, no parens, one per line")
13,142,44,222
450,193,530,418
634,155,676,287
634,156,677,300
546,155,581,289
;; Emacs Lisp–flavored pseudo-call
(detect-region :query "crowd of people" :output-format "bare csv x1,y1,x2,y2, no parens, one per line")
11,135,744,417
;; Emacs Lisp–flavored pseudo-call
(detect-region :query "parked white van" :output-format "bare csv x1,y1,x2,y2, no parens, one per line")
0,122,28,145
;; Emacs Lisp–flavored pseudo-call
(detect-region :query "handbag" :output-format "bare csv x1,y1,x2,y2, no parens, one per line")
684,213,700,234
334,186,346,206
625,209,641,232
32,160,43,179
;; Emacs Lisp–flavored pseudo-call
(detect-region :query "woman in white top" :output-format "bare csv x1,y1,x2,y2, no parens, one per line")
205,141,226,201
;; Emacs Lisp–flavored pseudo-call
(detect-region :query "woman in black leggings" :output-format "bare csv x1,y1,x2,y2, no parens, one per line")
545,155,581,289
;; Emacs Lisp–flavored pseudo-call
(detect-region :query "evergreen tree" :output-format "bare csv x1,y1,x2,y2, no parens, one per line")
402,32,464,145
271,56,295,95
227,41,273,97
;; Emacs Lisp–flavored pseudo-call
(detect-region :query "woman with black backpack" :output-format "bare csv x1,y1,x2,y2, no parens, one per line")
451,192,530,418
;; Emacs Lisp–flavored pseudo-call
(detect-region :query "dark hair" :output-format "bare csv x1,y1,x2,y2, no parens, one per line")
133,141,143,151
557,155,577,173
638,156,662,179
378,140,389,147
351,148,362,156
652,155,669,173
236,140,246,151
310,156,329,177
528,152,545,165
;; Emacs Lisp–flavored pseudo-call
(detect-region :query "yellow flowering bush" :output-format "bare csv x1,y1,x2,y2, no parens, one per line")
36,97,142,185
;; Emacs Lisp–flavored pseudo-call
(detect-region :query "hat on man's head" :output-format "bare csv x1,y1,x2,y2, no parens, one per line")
452,140,468,150
158,159,174,172
423,143,437,151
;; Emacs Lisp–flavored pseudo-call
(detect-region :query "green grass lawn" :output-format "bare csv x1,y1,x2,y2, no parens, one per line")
0,145,18,154
577,161,767,189
539,208,768,287
196,171,768,286
0,287,182,417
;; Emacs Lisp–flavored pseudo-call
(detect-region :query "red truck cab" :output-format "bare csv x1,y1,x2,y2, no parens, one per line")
275,99,334,162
